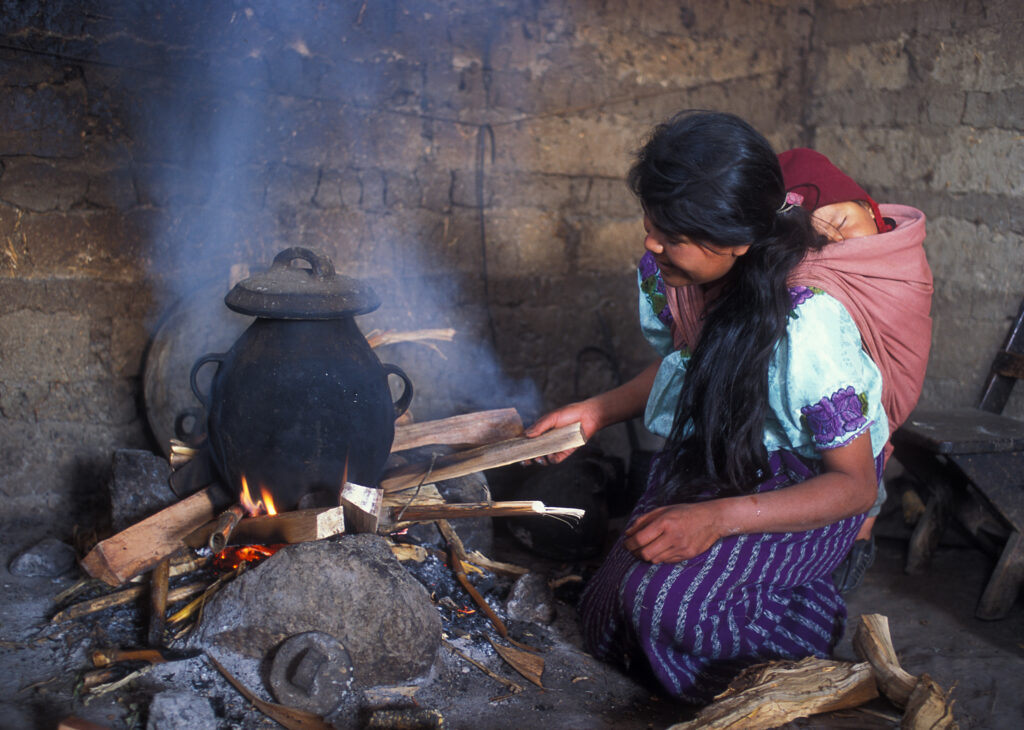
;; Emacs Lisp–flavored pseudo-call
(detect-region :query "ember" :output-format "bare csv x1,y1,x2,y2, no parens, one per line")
212,544,282,572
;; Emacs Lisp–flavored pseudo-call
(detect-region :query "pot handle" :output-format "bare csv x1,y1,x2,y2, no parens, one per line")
189,353,226,409
382,363,414,419
271,247,336,278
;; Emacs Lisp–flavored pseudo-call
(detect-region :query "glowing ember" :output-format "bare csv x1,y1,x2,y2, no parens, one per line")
212,543,282,572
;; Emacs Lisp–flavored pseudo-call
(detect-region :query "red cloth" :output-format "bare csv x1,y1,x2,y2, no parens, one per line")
779,148,891,233
664,204,933,460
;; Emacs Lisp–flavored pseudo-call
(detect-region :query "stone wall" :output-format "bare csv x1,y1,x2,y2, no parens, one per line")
1,0,1020,529
806,0,1024,416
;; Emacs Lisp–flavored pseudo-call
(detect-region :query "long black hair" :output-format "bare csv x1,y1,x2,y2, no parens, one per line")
628,111,827,498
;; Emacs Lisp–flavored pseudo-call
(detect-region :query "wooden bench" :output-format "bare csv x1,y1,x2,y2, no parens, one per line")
893,296,1024,620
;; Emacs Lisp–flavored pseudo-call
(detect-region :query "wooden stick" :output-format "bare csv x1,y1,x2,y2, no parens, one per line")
365,328,455,349
227,506,345,545
147,558,170,647
209,504,246,551
80,487,218,587
53,582,206,623
442,640,523,694
380,422,585,493
391,408,524,453
390,500,584,523
448,541,507,639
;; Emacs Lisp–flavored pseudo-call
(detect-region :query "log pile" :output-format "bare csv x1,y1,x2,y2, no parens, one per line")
669,613,957,730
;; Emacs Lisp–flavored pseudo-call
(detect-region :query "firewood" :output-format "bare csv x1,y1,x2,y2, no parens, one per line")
226,506,345,545
391,408,524,452
388,500,585,524
442,640,524,695
147,558,171,647
52,582,206,623
448,538,507,638
340,482,383,533
852,613,918,707
380,422,585,493
903,675,957,729
668,657,879,729
91,647,198,667
80,487,219,587
209,504,246,551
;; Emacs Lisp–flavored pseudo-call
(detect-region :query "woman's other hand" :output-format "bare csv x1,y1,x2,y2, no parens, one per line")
623,502,724,563
524,399,603,464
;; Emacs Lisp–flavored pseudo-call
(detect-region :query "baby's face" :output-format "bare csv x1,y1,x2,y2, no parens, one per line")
811,201,878,242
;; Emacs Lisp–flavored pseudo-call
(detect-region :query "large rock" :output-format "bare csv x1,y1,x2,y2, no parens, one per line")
190,535,440,688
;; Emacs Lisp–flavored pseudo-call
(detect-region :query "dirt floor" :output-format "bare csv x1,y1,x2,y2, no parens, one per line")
1,491,1022,730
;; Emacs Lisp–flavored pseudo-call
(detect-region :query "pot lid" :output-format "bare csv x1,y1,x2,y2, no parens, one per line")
225,247,381,319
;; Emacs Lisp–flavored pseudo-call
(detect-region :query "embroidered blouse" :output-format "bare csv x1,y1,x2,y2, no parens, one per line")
638,252,888,461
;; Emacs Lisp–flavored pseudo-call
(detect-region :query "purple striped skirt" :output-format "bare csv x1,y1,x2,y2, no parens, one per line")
579,449,875,703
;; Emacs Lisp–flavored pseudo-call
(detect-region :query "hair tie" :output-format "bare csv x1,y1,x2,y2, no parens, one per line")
776,191,804,214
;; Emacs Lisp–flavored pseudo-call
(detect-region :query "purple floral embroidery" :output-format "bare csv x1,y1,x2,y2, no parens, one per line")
800,386,869,445
788,285,824,319
639,251,673,325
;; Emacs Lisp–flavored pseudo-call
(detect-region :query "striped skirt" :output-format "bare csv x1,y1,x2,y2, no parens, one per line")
579,449,873,704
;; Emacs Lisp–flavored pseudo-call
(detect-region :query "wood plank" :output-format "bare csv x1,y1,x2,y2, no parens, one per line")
80,488,218,587
390,500,584,523
380,422,585,493
391,408,523,453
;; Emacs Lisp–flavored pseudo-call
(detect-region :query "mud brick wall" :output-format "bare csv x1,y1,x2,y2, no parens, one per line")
806,0,1024,416
1,0,1021,529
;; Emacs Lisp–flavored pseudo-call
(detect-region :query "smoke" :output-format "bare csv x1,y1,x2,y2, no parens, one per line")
112,1,543,423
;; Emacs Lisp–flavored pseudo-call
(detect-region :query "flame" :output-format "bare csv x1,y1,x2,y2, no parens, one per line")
260,487,278,516
239,475,261,516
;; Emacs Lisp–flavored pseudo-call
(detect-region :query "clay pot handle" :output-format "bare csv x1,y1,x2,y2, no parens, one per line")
382,363,414,418
189,353,226,409
270,247,336,279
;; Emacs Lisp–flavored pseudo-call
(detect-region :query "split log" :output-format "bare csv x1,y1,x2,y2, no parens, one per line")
380,422,585,493
388,500,584,524
80,488,219,587
225,506,345,545
365,327,455,350
853,613,957,729
391,408,524,453
340,482,383,533
668,657,879,729
852,613,917,707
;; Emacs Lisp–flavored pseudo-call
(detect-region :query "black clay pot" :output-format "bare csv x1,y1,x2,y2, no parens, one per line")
191,248,412,510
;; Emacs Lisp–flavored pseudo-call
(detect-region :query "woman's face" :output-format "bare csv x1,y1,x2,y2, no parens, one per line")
811,201,878,242
643,217,749,287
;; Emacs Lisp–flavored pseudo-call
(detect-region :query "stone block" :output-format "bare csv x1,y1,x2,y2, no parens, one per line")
822,40,910,92
484,208,567,275
111,318,149,378
109,448,176,533
963,88,1024,128
927,27,1023,92
0,83,85,157
568,176,636,218
0,159,88,211
498,115,634,178
264,164,319,209
313,168,362,209
0,310,91,381
577,217,643,275
8,537,77,578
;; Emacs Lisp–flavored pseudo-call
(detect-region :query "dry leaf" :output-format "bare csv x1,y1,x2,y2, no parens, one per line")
488,637,544,688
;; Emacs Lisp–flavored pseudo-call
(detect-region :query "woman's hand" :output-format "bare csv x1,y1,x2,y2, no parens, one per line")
524,399,604,464
623,502,725,563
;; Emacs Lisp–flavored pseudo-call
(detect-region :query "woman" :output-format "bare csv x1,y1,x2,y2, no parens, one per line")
527,111,929,702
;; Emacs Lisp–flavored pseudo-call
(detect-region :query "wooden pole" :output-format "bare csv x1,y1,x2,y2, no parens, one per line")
147,558,170,647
